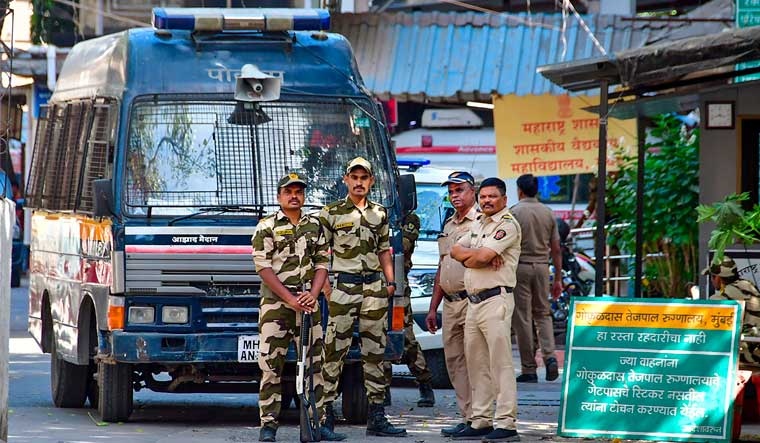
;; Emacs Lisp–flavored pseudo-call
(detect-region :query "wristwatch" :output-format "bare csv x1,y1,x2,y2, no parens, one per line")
386,281,397,288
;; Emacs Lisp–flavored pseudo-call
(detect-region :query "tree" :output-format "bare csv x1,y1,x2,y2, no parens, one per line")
606,114,699,297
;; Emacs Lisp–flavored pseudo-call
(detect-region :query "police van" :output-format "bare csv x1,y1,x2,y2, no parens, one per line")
26,8,413,423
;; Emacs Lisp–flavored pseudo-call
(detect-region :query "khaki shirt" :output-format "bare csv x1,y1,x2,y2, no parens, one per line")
457,206,521,295
437,206,478,296
319,197,390,273
510,197,558,264
251,210,329,300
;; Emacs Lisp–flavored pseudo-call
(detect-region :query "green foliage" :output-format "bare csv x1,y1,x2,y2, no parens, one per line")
697,193,760,265
31,0,76,45
606,114,699,297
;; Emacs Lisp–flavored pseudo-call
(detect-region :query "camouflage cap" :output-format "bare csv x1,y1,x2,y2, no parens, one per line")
701,256,738,278
277,172,307,189
346,156,373,175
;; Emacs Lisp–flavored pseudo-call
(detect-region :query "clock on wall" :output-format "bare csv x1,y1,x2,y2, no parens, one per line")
705,101,735,129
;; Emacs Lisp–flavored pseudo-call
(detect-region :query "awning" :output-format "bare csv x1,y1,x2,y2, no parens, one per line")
332,7,727,102
538,25,760,93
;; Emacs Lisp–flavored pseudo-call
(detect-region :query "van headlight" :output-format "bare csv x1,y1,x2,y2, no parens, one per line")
128,306,155,324
407,270,436,298
162,306,189,324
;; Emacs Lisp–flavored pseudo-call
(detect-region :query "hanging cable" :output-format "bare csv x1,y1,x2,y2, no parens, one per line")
437,0,560,31
560,0,607,56
560,0,569,60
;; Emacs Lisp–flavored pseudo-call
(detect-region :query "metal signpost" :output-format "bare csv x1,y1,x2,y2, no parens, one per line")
558,297,741,442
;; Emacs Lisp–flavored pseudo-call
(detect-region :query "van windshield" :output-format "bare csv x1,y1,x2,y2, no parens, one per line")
416,183,452,239
125,98,393,216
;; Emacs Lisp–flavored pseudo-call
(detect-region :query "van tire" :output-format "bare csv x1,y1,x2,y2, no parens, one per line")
50,338,89,408
341,362,368,424
97,361,133,422
423,349,452,389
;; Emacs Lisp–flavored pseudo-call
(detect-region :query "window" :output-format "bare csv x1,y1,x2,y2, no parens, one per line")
124,98,392,216
26,99,116,212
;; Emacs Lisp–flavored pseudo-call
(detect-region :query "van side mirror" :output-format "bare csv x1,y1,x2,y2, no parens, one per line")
398,174,417,215
93,179,114,217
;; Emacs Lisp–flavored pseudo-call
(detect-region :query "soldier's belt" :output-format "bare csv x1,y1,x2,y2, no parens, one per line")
467,286,513,304
443,290,467,302
336,272,382,285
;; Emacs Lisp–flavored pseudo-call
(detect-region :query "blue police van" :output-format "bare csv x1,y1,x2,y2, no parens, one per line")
26,8,413,423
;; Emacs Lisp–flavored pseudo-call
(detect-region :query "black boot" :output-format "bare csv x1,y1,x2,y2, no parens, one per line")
324,402,336,432
417,383,435,407
258,424,277,442
383,386,392,406
320,426,348,441
366,403,407,437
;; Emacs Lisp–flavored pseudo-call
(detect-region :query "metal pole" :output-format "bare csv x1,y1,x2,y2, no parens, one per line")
595,80,608,297
634,117,646,297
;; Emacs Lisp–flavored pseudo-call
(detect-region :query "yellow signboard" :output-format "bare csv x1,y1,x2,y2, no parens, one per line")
494,94,637,178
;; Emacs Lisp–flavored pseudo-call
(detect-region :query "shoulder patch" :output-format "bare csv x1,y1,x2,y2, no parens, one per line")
502,213,513,220
494,229,507,240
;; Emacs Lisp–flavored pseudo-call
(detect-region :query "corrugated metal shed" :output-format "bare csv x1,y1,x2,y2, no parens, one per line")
332,7,731,102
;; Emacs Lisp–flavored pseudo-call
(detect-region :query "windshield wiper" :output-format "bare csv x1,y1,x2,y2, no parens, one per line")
168,206,262,226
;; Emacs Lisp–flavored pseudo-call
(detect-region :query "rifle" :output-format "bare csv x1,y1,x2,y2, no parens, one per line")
297,310,321,442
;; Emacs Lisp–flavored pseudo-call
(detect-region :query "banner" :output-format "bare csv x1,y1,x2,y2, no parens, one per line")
559,297,741,442
494,94,637,178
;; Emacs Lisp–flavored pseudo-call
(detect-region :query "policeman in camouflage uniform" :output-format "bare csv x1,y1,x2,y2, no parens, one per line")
320,157,407,437
703,256,760,364
383,211,435,407
252,173,347,442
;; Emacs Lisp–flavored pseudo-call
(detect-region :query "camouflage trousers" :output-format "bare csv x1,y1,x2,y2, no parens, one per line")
384,287,432,385
258,294,325,427
323,279,388,405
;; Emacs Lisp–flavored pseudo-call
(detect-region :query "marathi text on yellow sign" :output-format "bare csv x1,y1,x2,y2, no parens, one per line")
573,301,738,331
493,94,637,178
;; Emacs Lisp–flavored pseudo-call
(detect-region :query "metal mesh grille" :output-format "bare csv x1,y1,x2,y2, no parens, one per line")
25,105,52,209
26,100,116,212
78,103,114,212
126,99,393,214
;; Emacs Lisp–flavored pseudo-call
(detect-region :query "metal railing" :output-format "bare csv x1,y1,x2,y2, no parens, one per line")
568,223,663,296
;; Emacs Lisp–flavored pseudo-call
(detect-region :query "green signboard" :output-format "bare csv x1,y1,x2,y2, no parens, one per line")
558,297,741,442
737,1,760,82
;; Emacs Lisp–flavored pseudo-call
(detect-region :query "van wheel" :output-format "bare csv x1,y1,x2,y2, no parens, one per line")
97,361,133,422
341,362,368,424
423,349,452,389
50,338,88,408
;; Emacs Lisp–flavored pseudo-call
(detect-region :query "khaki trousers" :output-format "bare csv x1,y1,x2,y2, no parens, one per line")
465,291,517,430
513,263,556,374
442,297,471,420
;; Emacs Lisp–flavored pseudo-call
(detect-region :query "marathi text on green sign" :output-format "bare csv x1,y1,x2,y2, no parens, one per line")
557,298,741,442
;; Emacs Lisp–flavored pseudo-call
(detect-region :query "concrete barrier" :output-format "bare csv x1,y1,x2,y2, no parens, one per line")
0,198,14,441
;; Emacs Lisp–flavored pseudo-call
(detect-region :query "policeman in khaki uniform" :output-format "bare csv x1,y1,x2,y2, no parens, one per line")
320,157,406,437
383,211,436,407
251,173,347,442
703,256,760,364
451,177,521,443
426,171,479,436
510,174,561,383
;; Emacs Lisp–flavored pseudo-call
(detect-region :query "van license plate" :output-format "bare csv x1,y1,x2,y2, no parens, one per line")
238,335,260,362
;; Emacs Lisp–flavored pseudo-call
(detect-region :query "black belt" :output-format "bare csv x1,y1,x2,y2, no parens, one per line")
443,290,467,302
467,286,513,304
337,272,382,285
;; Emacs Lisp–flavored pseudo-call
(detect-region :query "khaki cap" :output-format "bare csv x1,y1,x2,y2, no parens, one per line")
346,156,373,175
277,172,307,189
701,256,738,278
